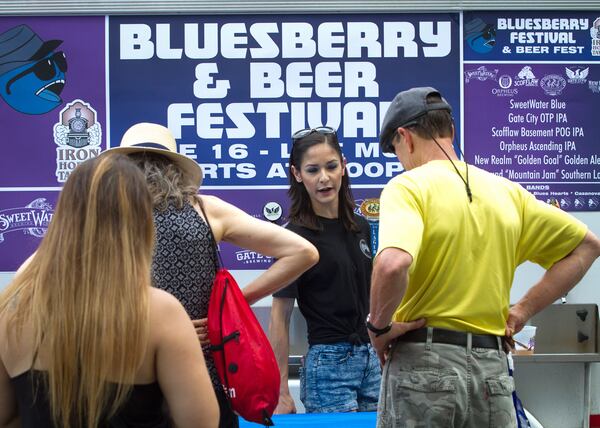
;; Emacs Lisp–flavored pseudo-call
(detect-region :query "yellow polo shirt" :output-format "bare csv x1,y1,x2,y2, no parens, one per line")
377,160,587,336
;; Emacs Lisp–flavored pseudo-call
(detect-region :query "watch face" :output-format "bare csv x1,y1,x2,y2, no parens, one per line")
71,118,86,132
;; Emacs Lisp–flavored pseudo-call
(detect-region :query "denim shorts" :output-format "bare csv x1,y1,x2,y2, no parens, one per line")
300,342,381,413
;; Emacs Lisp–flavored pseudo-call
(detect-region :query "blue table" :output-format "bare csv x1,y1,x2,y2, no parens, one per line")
240,412,377,427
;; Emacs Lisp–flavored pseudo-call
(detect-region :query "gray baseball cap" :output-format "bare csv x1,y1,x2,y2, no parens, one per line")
379,87,452,154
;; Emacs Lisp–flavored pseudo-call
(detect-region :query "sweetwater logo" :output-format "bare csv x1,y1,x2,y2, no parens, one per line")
514,66,539,87
540,74,566,96
464,66,498,83
54,99,102,183
234,249,273,266
0,198,53,243
565,67,589,84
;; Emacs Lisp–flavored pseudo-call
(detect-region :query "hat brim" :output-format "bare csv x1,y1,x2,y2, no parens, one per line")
104,145,203,188
30,39,63,61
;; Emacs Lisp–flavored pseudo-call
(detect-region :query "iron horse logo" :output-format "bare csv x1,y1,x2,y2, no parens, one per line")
54,99,102,182
0,198,53,243
464,66,498,83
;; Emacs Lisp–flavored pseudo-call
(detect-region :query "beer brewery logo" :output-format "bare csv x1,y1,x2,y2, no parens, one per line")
514,66,539,87
0,198,53,243
492,74,518,97
540,74,566,96
54,99,102,183
358,198,380,220
591,17,600,56
262,201,282,222
464,66,498,83
565,67,589,84
589,80,600,93
234,249,273,266
559,197,572,209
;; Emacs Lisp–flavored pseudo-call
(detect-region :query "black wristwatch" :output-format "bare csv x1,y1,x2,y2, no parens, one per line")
365,314,392,337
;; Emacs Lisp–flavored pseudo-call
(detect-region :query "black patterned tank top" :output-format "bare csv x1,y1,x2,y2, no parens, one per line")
152,200,220,386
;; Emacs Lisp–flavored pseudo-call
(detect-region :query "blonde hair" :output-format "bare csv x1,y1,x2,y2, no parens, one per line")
0,154,154,428
128,152,199,211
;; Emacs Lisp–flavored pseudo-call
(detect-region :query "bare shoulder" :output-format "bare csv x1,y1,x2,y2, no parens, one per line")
149,288,187,321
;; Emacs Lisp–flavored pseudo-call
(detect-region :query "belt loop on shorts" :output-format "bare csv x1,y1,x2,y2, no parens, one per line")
466,332,472,356
497,336,502,356
425,326,433,350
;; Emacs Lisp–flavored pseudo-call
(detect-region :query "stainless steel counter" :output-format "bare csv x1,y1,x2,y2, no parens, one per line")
513,352,600,363
513,353,600,428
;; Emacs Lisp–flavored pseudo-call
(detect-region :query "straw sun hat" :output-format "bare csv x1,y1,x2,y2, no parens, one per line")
106,122,203,187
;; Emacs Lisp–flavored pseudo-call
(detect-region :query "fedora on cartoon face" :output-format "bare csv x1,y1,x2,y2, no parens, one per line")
0,24,67,114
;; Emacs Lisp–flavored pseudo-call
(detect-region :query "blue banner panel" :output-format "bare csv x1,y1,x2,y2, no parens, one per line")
108,13,460,188
464,11,600,62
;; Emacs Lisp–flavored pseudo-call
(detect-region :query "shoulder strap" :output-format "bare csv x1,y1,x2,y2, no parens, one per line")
194,195,224,269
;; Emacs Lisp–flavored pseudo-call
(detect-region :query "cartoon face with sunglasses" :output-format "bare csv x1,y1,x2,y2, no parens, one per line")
0,25,67,115
464,18,496,54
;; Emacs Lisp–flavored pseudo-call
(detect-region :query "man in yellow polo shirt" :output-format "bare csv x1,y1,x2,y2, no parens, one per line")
367,86,600,427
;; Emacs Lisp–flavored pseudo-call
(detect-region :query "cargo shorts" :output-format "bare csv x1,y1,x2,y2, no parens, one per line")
377,335,516,428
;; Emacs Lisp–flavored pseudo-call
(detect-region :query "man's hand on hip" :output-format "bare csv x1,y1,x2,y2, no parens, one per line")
369,318,426,367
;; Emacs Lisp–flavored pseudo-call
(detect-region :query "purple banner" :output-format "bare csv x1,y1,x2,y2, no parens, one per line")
0,16,106,188
0,16,105,271
464,63,600,211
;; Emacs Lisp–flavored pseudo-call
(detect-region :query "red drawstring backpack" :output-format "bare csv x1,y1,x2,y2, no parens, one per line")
208,268,280,425
199,199,280,425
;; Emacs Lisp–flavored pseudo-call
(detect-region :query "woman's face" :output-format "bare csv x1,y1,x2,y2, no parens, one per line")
292,142,345,216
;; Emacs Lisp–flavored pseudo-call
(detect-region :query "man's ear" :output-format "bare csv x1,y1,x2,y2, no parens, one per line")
291,165,302,183
398,127,415,154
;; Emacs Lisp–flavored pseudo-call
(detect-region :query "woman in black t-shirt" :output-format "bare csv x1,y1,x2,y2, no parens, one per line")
270,127,381,414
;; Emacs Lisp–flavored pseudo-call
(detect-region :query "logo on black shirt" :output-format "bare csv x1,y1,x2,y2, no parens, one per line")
359,238,371,259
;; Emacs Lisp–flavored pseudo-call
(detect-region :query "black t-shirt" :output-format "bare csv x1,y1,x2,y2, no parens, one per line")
274,214,373,345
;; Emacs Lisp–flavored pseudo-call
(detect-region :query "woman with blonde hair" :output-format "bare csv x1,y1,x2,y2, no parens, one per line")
0,154,219,428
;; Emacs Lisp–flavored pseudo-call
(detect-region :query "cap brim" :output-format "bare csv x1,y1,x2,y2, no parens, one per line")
103,145,203,188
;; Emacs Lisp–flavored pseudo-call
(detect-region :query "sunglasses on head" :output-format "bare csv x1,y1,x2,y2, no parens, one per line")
291,126,336,143
6,51,67,94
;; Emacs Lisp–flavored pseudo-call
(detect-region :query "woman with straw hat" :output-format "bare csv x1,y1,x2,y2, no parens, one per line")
108,122,319,428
